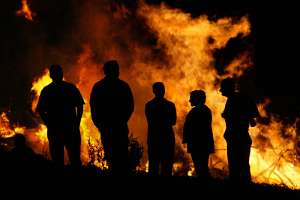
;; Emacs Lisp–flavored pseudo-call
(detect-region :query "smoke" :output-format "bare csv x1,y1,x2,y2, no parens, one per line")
1,0,256,164
2,0,300,185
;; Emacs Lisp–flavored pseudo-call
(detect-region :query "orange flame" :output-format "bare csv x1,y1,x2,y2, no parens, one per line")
29,64,107,168
0,112,15,138
4,1,300,188
16,0,35,21
134,3,300,188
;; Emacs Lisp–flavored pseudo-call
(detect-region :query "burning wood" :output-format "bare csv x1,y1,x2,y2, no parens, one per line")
4,0,299,189
0,113,15,138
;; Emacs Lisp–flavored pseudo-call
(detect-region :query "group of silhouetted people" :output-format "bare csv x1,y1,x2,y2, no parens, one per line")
35,60,259,183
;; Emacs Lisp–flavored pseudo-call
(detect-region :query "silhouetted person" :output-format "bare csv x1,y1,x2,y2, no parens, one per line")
183,90,214,179
145,82,176,176
10,134,35,165
90,60,134,175
36,64,84,171
10,134,47,175
220,78,259,183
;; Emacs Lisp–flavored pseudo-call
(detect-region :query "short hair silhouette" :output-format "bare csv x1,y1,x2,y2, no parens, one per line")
103,60,119,78
220,78,235,92
190,90,206,105
49,64,63,82
152,82,165,98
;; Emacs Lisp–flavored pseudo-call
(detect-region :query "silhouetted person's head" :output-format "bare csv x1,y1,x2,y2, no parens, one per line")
220,78,235,97
152,82,165,99
50,64,63,83
190,90,206,107
103,60,120,78
14,134,26,149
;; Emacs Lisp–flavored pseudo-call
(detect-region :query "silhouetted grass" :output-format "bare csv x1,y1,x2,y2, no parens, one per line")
0,136,299,197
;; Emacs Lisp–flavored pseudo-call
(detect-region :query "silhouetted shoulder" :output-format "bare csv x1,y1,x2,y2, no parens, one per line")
92,80,105,88
92,78,131,90
40,82,53,94
39,81,84,105
166,99,175,107
118,79,130,86
117,79,132,92
203,105,212,115
63,81,85,105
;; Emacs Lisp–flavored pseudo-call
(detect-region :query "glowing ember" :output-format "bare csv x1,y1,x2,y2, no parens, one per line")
16,0,35,21
0,112,15,138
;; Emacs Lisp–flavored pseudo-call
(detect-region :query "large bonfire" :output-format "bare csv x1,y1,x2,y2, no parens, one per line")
0,0,299,189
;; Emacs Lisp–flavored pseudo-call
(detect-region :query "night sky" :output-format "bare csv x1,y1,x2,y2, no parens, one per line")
1,0,299,126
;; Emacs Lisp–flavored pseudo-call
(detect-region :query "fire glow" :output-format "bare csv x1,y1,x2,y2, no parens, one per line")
16,0,34,21
2,1,300,189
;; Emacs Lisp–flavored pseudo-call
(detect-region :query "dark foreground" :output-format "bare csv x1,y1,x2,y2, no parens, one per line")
0,136,299,198
0,155,299,198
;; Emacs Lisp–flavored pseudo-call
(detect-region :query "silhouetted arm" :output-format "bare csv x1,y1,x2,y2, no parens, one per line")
182,118,188,144
73,85,85,128
207,108,215,153
125,84,134,122
249,98,260,127
90,84,98,126
182,111,190,144
38,111,49,126
36,89,49,126
170,103,176,126
76,104,83,128
145,103,150,123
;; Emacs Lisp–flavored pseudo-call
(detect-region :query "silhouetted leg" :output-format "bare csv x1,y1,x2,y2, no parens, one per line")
227,143,239,182
108,124,129,176
48,132,64,170
161,143,174,176
65,132,82,171
199,154,210,179
240,143,251,183
112,133,128,176
192,155,201,177
161,158,173,176
192,152,210,179
148,144,159,176
148,158,159,176
99,126,113,172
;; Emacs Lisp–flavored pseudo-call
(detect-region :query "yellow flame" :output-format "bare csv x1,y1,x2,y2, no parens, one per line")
0,112,15,138
14,127,25,134
16,0,35,21
135,2,250,173
4,1,300,189
31,70,52,112
135,3,300,188
29,66,108,168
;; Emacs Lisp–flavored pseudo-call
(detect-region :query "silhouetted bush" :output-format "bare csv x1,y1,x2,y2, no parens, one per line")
86,134,144,174
128,134,144,173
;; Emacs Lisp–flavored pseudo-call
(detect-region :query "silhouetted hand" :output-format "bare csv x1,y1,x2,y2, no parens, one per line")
250,118,256,127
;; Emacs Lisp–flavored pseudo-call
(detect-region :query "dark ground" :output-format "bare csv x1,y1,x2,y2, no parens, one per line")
0,1,300,197
0,139,299,198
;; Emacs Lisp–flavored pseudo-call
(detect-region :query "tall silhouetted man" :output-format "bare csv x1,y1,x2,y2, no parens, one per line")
145,82,176,176
36,64,84,170
183,90,214,179
90,60,134,175
220,78,259,183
